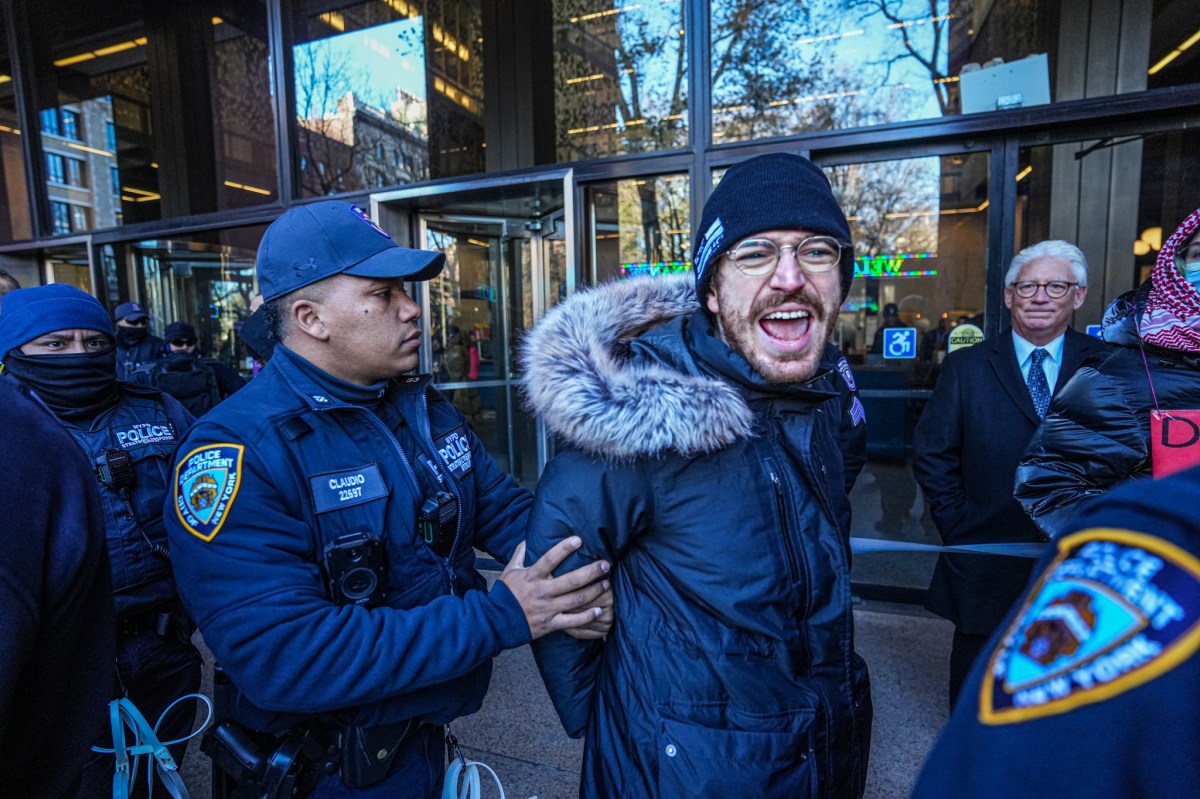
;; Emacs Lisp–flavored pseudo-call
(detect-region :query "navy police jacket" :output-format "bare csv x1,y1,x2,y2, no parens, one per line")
164,345,532,732
61,384,192,617
912,463,1200,798
521,276,871,799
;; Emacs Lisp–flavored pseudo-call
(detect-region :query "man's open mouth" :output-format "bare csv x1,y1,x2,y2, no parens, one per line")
760,309,813,343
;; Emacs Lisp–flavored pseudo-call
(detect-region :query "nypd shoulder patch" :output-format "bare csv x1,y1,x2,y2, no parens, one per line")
175,443,245,542
980,528,1200,725
836,356,857,392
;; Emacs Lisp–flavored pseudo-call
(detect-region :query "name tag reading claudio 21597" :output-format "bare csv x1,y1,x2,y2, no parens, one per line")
309,463,388,513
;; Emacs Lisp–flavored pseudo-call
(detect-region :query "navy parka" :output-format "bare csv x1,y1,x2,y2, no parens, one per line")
521,276,871,799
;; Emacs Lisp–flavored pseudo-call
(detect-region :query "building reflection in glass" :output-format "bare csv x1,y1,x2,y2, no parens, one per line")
554,1,688,161
292,0,484,195
588,173,691,284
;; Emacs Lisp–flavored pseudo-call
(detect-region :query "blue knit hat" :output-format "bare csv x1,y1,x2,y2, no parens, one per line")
257,201,445,302
693,153,854,300
0,284,114,360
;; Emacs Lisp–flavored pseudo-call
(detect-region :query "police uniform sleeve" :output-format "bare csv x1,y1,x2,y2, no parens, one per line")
525,452,653,737
165,422,532,718
911,464,1200,798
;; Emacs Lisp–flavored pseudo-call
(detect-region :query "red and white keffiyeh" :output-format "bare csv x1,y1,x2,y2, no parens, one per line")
1140,207,1200,354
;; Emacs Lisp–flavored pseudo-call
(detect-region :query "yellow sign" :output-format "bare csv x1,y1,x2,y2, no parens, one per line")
948,323,984,352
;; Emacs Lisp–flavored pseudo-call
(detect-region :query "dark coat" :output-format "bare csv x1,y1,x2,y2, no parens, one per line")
913,327,1109,634
912,463,1200,799
1016,340,1200,540
0,381,115,798
116,334,164,382
522,276,870,799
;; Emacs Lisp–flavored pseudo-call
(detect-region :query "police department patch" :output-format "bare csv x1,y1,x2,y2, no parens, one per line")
175,444,244,542
980,528,1200,725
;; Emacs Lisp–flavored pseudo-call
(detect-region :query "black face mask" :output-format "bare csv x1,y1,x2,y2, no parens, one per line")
116,325,149,348
162,350,195,370
3,348,120,420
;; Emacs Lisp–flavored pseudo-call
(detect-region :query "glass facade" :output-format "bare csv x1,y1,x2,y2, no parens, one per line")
0,10,30,242
712,0,1200,142
586,173,691,283
291,0,485,195
27,2,276,232
553,1,688,161
1018,126,1200,307
100,226,265,376
0,0,1197,601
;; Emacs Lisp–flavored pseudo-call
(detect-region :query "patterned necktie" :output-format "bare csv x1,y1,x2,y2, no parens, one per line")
1028,348,1051,418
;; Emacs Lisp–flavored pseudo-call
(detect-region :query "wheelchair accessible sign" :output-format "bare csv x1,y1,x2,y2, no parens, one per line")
883,327,917,359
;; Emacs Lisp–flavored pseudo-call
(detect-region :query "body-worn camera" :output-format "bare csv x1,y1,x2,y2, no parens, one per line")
95,448,135,491
419,490,458,558
322,532,387,607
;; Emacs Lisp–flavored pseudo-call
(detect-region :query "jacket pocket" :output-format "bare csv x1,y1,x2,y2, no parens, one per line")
654,702,817,798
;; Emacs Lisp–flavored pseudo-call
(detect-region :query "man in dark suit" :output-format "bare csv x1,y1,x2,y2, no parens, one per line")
913,240,1109,706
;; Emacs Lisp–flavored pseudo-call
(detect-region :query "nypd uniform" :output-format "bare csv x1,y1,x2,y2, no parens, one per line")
164,201,533,797
912,463,1200,798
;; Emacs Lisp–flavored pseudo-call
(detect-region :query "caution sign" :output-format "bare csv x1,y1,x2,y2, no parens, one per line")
948,323,984,352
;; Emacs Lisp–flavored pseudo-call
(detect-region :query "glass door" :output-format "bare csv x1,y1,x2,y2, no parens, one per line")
375,171,572,487
420,214,560,488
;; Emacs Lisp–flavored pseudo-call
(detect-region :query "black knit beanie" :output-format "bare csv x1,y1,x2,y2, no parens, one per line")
693,153,854,301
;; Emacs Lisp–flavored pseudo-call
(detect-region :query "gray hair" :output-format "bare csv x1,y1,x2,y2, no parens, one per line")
1005,240,1089,287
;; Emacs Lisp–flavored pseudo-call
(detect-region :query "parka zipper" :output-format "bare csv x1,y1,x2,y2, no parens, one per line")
771,471,803,590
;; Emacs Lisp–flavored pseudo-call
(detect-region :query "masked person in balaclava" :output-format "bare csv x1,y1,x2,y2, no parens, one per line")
0,284,200,798
1017,207,1200,539
113,300,164,382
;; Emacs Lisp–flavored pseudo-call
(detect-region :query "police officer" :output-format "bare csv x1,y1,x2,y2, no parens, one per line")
912,463,1200,797
114,300,164,381
0,284,201,798
164,201,612,797
136,321,244,416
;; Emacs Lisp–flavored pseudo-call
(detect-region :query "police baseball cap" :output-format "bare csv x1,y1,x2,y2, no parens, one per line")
256,201,445,302
114,301,150,322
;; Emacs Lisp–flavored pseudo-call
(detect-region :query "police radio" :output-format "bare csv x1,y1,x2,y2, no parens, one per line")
322,532,387,608
95,448,135,491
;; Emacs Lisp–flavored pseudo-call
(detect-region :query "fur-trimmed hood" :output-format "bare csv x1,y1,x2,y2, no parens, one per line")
520,275,758,460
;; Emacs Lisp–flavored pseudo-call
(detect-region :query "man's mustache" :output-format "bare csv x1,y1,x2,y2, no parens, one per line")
754,289,827,321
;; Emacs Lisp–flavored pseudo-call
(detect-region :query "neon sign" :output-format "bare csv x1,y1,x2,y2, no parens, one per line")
619,261,693,279
855,253,938,278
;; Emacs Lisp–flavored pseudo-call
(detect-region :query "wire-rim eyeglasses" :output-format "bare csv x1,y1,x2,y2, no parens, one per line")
723,236,849,277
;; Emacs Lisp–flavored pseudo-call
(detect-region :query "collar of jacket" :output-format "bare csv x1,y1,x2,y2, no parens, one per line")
520,273,837,461
268,343,431,413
